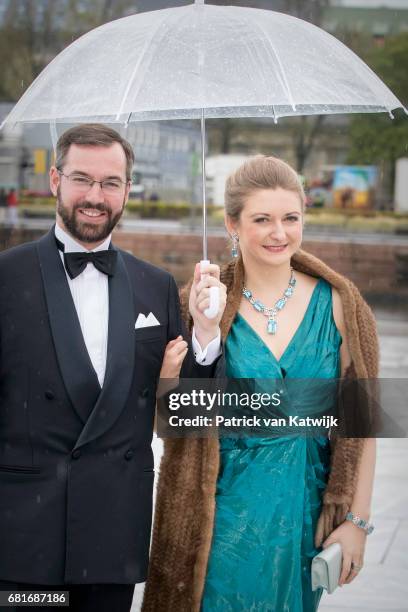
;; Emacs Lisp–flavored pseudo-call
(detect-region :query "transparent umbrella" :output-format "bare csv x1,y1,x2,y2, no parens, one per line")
2,0,405,315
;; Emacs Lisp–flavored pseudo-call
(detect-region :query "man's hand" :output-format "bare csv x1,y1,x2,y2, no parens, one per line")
189,262,227,348
159,336,188,379
156,336,188,398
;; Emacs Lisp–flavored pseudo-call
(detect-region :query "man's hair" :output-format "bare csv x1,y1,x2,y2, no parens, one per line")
55,123,135,181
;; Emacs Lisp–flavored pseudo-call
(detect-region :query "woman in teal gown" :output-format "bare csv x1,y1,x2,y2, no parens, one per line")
143,154,376,612
201,278,341,611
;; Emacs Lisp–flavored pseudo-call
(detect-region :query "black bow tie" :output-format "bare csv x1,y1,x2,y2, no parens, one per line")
56,237,117,280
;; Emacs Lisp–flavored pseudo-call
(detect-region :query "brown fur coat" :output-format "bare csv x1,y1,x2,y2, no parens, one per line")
142,249,379,611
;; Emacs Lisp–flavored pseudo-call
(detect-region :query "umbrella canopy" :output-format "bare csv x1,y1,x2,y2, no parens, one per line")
1,0,405,128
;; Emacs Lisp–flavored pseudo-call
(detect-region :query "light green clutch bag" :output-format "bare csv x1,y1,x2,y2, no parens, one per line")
311,542,342,594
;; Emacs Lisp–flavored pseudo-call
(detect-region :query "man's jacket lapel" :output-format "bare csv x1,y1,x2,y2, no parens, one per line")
37,228,101,424
74,248,135,449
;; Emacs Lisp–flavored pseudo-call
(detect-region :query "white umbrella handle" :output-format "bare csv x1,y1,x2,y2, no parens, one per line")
200,259,219,319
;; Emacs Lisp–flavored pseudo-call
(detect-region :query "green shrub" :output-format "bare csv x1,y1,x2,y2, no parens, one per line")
126,200,218,220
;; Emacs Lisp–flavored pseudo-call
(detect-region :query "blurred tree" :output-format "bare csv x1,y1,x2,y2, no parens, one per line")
348,33,408,192
279,0,330,25
292,115,325,173
333,27,372,59
0,0,136,101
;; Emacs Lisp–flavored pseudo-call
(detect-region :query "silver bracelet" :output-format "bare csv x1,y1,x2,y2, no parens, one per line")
345,511,374,535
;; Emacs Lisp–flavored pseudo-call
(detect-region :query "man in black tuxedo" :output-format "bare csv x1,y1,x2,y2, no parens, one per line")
0,124,225,611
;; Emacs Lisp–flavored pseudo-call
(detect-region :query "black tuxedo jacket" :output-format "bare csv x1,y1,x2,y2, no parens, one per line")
0,228,218,585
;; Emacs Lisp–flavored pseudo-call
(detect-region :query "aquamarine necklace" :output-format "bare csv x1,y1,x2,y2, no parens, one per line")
242,268,296,335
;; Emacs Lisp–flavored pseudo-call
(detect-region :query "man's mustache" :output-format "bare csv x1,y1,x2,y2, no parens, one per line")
73,202,110,214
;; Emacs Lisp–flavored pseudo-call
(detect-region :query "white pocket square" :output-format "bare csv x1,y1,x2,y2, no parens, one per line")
135,312,160,329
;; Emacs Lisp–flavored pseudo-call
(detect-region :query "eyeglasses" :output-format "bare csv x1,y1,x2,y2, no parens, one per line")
57,170,128,195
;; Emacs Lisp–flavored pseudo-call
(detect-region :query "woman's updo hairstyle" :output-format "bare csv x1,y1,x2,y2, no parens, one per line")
225,155,306,222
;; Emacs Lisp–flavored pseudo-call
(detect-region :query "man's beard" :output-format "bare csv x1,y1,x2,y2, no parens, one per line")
57,188,125,244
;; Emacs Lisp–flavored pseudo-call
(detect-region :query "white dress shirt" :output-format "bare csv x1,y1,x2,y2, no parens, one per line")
55,225,220,387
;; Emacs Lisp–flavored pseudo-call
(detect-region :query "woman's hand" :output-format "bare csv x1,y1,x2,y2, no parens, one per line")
189,262,227,344
321,520,367,586
159,336,188,379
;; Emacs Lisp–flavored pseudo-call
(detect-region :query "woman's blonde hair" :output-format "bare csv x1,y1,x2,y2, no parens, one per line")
225,155,306,221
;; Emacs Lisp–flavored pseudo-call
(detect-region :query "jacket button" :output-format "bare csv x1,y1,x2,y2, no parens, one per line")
44,389,55,400
140,388,149,398
71,449,81,460
124,450,134,461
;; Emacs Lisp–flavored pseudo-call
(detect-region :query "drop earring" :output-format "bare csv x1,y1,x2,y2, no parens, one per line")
231,232,239,258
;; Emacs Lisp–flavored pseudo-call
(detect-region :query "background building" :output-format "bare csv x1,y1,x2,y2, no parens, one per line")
0,103,203,201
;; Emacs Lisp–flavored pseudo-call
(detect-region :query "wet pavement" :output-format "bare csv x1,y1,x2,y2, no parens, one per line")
319,310,408,611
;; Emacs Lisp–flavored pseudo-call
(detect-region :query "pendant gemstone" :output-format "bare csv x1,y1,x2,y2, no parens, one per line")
267,319,277,334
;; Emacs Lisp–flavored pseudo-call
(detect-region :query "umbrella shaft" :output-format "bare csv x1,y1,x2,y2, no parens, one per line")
201,109,207,260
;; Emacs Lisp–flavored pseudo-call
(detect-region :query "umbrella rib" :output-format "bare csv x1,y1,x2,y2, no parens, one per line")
248,14,297,112
115,12,175,120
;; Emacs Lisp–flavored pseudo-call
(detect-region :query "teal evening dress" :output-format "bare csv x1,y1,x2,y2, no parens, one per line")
201,278,341,612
